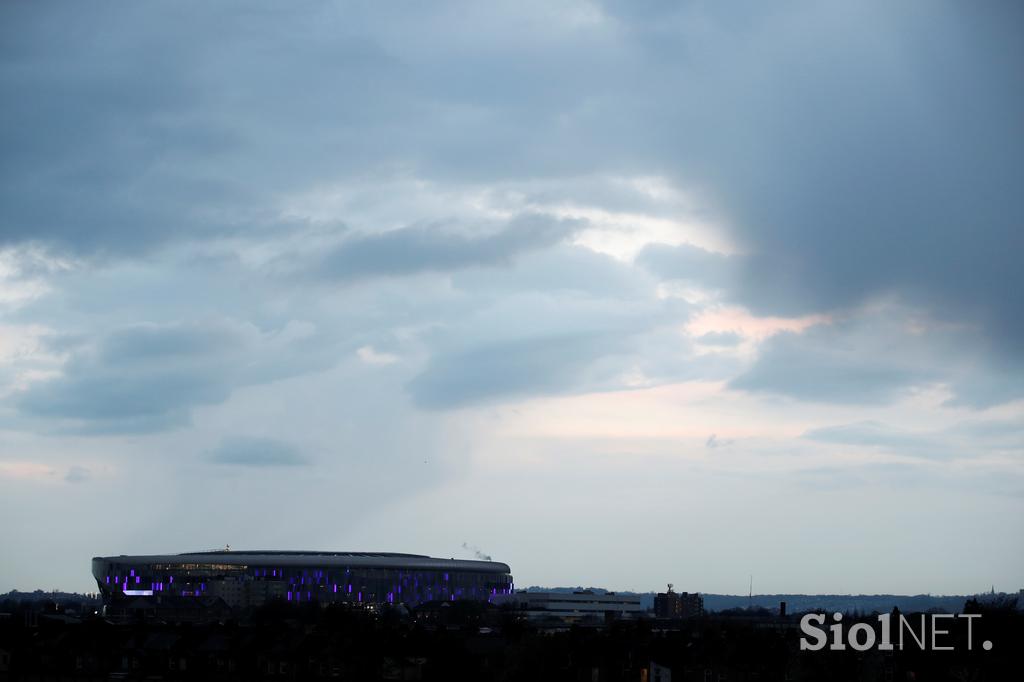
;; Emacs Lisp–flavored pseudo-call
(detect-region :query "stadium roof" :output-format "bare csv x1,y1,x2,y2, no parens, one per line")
92,551,511,573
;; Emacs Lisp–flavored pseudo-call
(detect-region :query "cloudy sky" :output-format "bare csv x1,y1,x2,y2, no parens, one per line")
1,0,1022,596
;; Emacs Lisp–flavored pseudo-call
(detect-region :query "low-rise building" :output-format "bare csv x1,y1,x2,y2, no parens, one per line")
495,590,643,625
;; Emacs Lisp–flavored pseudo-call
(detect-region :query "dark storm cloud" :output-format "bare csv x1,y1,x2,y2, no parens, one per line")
207,437,309,467
315,213,580,281
669,2,1024,352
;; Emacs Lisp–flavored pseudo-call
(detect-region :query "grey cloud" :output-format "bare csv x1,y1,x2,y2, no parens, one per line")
17,364,233,423
705,434,734,449
803,416,1024,461
0,2,401,254
804,421,931,449
0,1,616,254
401,282,707,410
405,316,730,410
315,213,580,281
4,0,1020,369
793,462,940,492
730,328,930,405
408,332,628,409
696,331,742,347
1,3,237,253
452,244,653,299
0,0,1019,421
207,437,309,467
64,466,90,483
635,243,735,291
13,320,322,433
940,360,1024,410
98,322,241,364
730,305,1024,407
951,419,1024,447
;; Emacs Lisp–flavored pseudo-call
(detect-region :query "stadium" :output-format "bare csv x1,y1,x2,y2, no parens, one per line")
92,550,513,610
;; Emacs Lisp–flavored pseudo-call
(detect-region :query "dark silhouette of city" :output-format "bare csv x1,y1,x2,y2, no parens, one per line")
1,584,1020,681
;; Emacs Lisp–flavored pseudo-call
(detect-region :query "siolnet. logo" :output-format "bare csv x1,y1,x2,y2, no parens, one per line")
800,612,993,652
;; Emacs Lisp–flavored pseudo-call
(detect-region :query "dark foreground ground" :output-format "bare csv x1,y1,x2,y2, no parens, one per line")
0,596,1020,681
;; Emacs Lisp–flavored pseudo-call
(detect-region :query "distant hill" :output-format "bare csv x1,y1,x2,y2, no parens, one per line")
520,586,997,614
1,589,101,605
701,593,970,614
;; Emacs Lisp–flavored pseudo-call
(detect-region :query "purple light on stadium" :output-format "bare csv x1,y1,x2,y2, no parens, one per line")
333,584,337,593
287,592,292,601
105,576,110,584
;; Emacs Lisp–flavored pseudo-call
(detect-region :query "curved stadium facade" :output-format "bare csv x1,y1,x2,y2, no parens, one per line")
92,551,513,610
